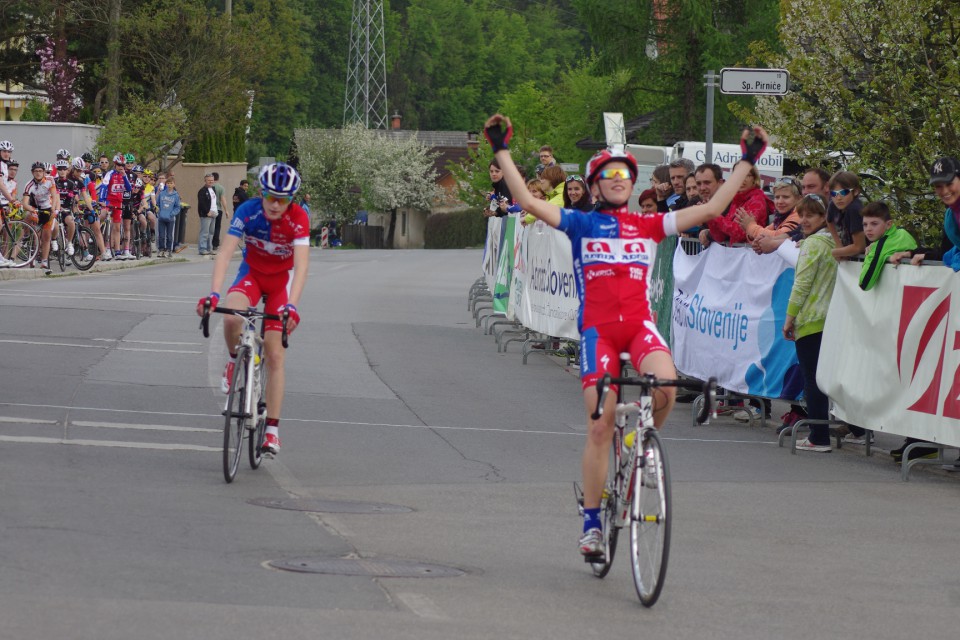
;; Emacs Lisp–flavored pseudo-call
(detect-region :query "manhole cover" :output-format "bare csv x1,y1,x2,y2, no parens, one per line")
248,497,413,514
269,556,465,578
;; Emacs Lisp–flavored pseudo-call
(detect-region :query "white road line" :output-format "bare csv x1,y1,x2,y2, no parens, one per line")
71,420,219,434
0,402,779,444
93,339,201,346
0,339,200,354
0,416,58,425
0,434,218,452
0,291,194,304
395,592,448,620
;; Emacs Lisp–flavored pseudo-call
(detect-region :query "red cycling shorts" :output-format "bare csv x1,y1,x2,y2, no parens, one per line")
109,205,122,224
579,319,670,390
228,262,293,333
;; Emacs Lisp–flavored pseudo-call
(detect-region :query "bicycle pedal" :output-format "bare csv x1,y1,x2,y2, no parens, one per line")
582,553,604,563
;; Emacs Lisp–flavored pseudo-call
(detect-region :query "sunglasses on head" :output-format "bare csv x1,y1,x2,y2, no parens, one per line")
804,193,825,205
830,188,852,197
565,174,584,183
597,168,633,181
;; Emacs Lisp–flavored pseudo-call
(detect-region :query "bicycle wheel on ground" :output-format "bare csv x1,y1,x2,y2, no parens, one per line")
248,359,268,469
132,227,143,259
1,220,39,267
630,429,671,607
70,227,97,271
54,233,66,272
223,348,249,483
591,441,621,578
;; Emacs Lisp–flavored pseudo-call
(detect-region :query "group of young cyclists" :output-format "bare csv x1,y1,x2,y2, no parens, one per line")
0,142,167,269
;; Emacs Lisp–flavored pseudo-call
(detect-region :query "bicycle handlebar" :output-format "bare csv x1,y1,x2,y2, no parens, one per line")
590,374,718,425
200,304,289,348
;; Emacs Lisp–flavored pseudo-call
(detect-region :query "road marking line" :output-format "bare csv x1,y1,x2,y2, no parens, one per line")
0,402,779,444
0,339,200,354
93,339,201,346
0,416,58,425
71,420,219,433
0,434,218,452
0,291,195,304
395,593,448,620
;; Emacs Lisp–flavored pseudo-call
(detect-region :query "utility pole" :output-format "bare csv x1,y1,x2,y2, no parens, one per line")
105,0,121,119
343,0,388,129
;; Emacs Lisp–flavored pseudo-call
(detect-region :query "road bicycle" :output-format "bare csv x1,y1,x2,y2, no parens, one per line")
576,356,716,607
0,205,39,267
69,213,100,271
47,218,68,272
201,299,289,483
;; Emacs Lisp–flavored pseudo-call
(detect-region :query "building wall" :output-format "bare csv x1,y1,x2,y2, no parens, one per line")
169,162,248,247
0,122,101,164
364,208,428,249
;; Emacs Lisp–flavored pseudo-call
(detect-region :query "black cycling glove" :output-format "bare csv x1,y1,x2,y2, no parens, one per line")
740,128,767,165
484,120,513,152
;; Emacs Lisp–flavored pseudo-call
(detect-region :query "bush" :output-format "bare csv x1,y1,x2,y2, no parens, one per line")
424,208,489,249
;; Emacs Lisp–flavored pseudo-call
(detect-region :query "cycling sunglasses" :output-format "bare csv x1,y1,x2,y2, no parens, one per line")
264,194,293,205
597,168,633,181
830,188,852,197
565,174,585,183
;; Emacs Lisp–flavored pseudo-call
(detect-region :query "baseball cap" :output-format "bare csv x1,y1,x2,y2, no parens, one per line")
929,156,960,185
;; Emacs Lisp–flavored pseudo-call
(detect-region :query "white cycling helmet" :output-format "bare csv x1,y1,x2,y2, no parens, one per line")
72,157,85,170
0,140,13,152
258,162,301,197
54,159,70,170
56,148,70,159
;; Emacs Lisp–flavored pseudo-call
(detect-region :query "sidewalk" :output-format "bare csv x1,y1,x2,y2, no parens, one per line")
0,245,224,281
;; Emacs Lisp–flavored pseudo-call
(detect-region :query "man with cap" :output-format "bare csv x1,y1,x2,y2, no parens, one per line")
911,156,960,269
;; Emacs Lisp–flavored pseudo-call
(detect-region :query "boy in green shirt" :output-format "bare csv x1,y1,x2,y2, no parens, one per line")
858,201,917,291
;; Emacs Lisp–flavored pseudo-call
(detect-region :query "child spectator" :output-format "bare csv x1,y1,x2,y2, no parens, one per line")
521,178,547,226
540,165,567,207
156,178,181,258
700,164,774,246
562,175,593,212
858,201,917,290
783,195,843,451
827,171,867,261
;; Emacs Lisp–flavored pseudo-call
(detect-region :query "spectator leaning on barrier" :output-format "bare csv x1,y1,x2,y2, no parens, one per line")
783,194,844,452
684,173,700,206
638,188,659,214
911,156,960,269
858,201,917,290
562,174,592,212
668,158,695,210
742,175,802,251
827,171,867,261
540,165,567,207
802,168,832,202
521,178,547,226
699,163,774,247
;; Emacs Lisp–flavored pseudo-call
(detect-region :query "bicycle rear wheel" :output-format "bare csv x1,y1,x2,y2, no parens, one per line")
71,227,97,271
248,359,268,469
630,429,671,607
591,440,621,578
222,348,249,483
1,220,39,267
53,229,66,271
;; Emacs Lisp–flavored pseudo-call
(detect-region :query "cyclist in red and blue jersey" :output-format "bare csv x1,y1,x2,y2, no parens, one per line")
483,114,770,559
195,162,310,457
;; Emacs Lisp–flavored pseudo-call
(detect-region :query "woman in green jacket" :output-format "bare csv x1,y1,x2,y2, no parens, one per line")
783,194,839,452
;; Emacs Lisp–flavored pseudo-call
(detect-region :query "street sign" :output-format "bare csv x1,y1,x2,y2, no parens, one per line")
719,68,789,96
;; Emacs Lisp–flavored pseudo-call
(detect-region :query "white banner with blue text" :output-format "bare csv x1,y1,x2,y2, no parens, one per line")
818,262,960,448
671,243,802,399
510,220,580,340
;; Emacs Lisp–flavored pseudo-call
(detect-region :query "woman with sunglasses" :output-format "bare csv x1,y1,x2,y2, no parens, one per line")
562,174,593,211
826,171,866,261
483,113,770,559
195,162,310,458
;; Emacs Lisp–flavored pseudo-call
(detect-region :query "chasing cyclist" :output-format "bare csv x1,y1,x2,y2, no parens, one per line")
482,114,770,559
195,162,310,457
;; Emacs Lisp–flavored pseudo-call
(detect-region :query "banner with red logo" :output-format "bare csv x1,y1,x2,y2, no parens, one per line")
671,243,802,399
818,262,960,448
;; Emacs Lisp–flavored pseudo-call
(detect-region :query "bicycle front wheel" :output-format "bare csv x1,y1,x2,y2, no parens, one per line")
1,220,39,267
630,429,671,607
223,349,249,483
71,227,97,271
248,359,268,469
591,440,621,578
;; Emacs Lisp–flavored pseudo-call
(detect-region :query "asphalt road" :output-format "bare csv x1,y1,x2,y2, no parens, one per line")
0,248,958,640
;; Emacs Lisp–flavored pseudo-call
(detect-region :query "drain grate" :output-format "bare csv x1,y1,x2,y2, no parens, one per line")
248,497,413,514
269,556,465,578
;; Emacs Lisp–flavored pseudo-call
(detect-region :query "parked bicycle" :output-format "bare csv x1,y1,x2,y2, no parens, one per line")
0,204,39,267
200,299,289,483
576,356,716,607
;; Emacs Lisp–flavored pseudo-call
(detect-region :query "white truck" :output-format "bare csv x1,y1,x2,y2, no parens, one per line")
670,141,784,190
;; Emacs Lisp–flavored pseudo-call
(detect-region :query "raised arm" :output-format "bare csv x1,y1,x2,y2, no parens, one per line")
483,114,562,228
673,127,770,232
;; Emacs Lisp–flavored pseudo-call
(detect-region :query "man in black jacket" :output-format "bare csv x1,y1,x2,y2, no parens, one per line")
197,174,217,255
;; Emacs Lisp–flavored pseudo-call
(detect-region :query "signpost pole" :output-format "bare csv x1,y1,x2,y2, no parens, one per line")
704,70,718,167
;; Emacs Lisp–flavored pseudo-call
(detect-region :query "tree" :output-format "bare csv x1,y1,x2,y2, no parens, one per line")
93,98,188,167
741,0,960,244
292,126,364,225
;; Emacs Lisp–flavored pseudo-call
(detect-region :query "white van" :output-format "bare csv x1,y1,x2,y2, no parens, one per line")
671,141,784,190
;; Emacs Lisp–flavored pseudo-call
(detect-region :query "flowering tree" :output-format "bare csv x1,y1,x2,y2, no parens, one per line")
36,36,79,121
739,0,960,243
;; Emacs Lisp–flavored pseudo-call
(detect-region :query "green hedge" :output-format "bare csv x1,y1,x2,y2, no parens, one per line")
184,126,246,163
424,208,489,249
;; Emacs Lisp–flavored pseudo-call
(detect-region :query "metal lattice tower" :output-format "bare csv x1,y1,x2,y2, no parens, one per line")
343,0,388,129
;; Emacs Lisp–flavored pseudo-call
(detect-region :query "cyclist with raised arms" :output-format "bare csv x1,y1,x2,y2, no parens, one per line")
195,162,310,457
482,114,770,559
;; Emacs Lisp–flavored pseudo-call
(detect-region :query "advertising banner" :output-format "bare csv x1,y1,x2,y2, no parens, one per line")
514,221,580,340
482,217,503,292
671,243,801,399
492,215,516,313
818,262,960,448
650,235,676,343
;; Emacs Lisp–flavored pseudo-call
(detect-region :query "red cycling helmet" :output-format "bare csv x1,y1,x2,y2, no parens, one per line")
584,148,639,186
